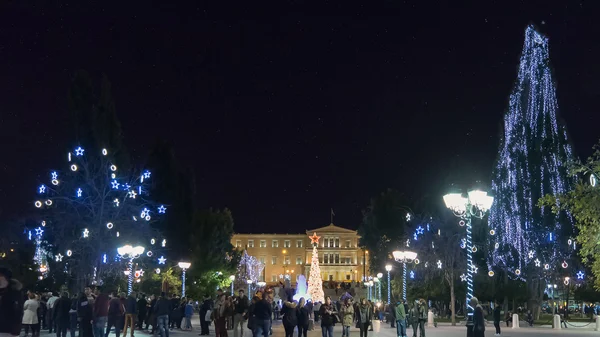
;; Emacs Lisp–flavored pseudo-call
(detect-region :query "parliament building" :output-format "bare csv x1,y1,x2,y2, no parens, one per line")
231,223,369,285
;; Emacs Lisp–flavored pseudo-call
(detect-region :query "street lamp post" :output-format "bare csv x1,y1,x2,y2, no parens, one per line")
117,245,145,295
443,189,493,336
385,265,392,304
368,280,374,300
178,262,191,297
246,279,253,296
392,250,417,302
229,275,236,296
376,273,383,302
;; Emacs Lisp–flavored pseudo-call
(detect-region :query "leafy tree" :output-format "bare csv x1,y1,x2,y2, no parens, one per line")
540,142,600,290
359,189,410,273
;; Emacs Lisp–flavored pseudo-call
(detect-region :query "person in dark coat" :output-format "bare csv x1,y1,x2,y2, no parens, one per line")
106,292,124,337
199,295,212,336
145,295,157,333
137,295,148,330
53,292,72,337
0,267,23,336
493,303,501,335
471,297,485,337
123,292,137,337
77,292,93,337
69,294,78,337
281,300,298,337
296,298,310,337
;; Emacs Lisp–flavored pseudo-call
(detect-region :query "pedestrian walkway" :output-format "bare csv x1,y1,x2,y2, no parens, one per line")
37,318,600,337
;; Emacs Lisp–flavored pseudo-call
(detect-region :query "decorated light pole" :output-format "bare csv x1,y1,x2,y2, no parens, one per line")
229,275,236,296
246,279,253,296
443,190,493,335
385,265,392,304
392,250,417,301
117,245,145,295
178,262,191,297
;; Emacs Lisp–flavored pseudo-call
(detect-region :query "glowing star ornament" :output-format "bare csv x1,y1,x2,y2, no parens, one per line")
51,171,58,180
309,232,321,244
158,256,166,265
74,147,85,156
128,190,137,199
460,274,467,282
35,227,44,236
416,226,424,235
437,260,442,269
534,259,541,267
111,180,120,189
140,208,150,218
471,265,478,274
577,271,585,280
409,271,415,279
38,185,46,194
55,254,63,262
113,198,120,207
76,188,82,197
82,228,89,238
528,251,534,259
158,205,166,214
143,170,151,179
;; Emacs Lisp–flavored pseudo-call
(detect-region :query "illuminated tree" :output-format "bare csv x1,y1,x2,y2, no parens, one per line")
307,233,324,303
235,250,265,290
488,25,576,315
32,145,169,290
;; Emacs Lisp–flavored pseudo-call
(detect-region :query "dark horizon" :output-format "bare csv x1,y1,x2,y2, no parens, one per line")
1,2,598,233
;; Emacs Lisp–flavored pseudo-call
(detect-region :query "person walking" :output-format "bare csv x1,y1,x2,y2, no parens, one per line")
214,294,230,337
68,294,78,337
184,299,194,330
53,292,71,337
137,295,148,331
296,298,309,337
23,292,40,337
281,300,298,337
232,290,249,337
47,292,59,334
394,300,407,337
356,298,372,337
77,292,93,337
0,267,23,337
199,295,212,336
493,303,501,336
415,299,427,337
471,298,485,337
154,293,172,337
146,295,157,334
93,287,109,337
313,302,321,323
319,297,335,337
339,298,354,337
106,292,125,337
252,295,272,337
408,302,418,337
122,292,137,337
246,296,258,337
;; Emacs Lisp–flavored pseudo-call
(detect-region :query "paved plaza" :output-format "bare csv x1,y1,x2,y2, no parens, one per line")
37,319,600,337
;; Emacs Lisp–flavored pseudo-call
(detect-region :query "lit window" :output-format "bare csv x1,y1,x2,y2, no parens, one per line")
259,257,266,264
296,240,303,248
284,256,290,265
296,256,302,265
272,256,277,265
272,240,279,248
345,240,351,248
248,240,255,248
284,240,291,248
260,240,266,248
272,275,277,282
236,240,242,248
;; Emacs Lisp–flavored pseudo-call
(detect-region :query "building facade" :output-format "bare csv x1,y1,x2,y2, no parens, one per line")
231,223,369,285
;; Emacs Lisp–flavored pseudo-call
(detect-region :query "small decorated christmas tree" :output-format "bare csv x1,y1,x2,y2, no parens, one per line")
307,232,324,303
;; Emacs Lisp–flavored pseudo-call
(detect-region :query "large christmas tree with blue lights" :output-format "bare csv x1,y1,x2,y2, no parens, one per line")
488,25,576,285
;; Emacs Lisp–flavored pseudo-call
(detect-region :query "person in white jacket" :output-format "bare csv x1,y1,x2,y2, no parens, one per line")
23,293,40,337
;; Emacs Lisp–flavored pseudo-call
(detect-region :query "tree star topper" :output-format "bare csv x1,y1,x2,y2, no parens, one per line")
309,232,321,244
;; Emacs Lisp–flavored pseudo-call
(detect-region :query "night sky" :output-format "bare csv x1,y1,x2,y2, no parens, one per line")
1,2,598,233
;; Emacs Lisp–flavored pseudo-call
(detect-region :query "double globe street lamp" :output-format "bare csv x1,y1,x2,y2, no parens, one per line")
443,189,493,336
117,245,145,295
392,250,418,302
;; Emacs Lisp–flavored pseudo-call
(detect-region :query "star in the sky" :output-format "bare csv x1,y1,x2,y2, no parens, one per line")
416,226,424,235
158,256,166,265
460,274,467,282
51,171,58,180
39,185,46,194
111,180,120,189
309,232,321,244
76,188,82,197
74,147,85,156
128,190,137,199
82,228,89,238
437,260,442,269
528,250,534,259
577,271,585,280
158,205,166,214
55,254,63,262
35,227,44,236
534,258,541,267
